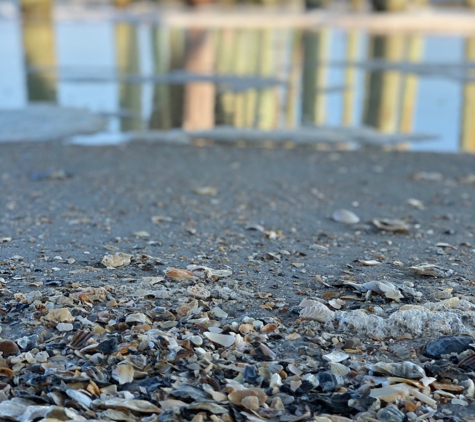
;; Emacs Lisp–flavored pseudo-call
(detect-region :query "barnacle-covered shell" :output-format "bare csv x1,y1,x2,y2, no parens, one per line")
101,252,132,268
373,361,426,379
45,308,75,323
187,284,211,299
425,336,474,358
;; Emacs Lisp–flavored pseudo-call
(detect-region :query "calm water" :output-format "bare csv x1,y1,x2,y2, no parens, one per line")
1,2,475,152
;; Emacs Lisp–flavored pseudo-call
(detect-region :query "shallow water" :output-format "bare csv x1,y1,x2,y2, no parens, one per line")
1,1,475,151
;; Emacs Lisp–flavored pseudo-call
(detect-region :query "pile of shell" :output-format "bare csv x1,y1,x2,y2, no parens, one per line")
0,262,474,421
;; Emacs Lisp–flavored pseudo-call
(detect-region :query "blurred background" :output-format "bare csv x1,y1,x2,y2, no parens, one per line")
1,0,475,151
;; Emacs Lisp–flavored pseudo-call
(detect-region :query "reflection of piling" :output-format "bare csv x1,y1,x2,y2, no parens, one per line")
215,29,236,126
233,30,255,128
183,30,216,130
363,34,404,133
20,0,52,19
257,29,277,130
342,30,360,126
461,37,475,152
22,0,56,101
286,30,303,127
116,23,142,131
150,27,171,129
301,29,329,125
400,35,423,134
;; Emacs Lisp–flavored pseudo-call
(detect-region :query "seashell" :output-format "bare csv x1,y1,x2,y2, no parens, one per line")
244,365,260,384
201,384,227,402
204,332,235,348
269,373,282,388
211,306,228,319
132,230,150,238
373,361,426,379
0,340,20,356
0,367,15,377
0,400,28,420
69,330,93,349
239,324,255,334
66,389,92,410
187,402,228,414
328,362,350,377
56,322,74,332
228,388,267,407
241,395,260,410
316,372,344,392
458,352,475,371
332,209,360,224
172,384,211,401
103,398,161,413
16,334,38,351
187,285,211,299
176,300,199,318
148,307,175,322
270,396,285,411
323,351,349,363
123,354,148,370
45,308,75,323
254,342,277,361
96,337,118,354
361,280,403,301
194,186,217,196
189,335,203,346
84,366,110,383
159,399,188,411
299,300,334,323
261,323,279,333
409,264,454,278
125,313,151,324
376,405,405,422
101,252,132,268
372,218,410,233
425,335,474,358
112,364,134,385
165,267,196,281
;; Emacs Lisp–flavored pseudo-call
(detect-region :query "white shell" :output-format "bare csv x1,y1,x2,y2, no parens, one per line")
204,332,235,347
332,209,360,224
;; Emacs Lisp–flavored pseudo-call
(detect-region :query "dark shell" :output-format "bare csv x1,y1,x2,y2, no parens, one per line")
244,365,260,385
425,336,474,358
377,405,405,422
309,392,354,416
316,372,344,392
457,352,475,369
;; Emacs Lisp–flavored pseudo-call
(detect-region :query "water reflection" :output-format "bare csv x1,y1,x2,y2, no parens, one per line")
1,1,475,152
